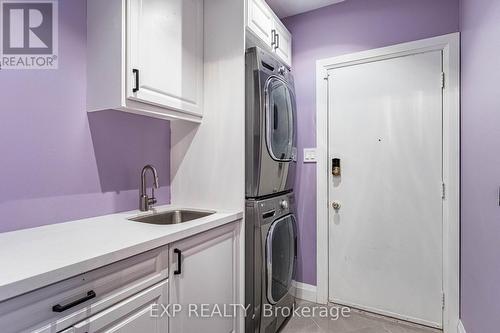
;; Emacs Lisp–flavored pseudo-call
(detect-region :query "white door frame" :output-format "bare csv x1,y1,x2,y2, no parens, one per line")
315,33,460,333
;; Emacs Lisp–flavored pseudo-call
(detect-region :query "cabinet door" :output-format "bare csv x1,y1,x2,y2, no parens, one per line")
169,223,240,333
66,281,168,333
128,0,203,116
273,20,292,67
247,0,274,47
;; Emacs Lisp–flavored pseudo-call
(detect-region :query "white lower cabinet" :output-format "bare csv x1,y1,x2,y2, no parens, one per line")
0,221,241,333
169,223,240,333
61,223,241,333
0,247,168,333
61,281,168,333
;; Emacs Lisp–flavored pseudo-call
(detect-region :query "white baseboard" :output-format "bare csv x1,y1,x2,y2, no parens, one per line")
292,281,317,303
457,320,466,333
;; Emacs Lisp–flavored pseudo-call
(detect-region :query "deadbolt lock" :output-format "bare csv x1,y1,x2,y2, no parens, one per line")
332,201,341,211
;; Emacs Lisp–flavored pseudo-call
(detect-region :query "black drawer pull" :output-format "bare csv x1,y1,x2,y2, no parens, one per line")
174,248,182,275
52,290,96,313
132,68,140,93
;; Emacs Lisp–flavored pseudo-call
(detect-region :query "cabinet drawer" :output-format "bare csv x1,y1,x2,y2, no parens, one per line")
0,246,168,333
61,281,168,333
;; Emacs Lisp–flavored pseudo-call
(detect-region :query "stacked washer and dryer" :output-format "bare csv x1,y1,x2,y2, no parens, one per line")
245,47,298,333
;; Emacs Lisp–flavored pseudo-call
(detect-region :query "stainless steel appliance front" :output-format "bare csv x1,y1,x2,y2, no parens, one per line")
246,47,297,198
245,192,297,333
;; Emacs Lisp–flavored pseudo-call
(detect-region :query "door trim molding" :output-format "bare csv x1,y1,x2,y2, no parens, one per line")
315,33,460,333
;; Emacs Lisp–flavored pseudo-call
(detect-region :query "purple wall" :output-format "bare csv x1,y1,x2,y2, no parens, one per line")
460,0,500,332
0,0,171,233
282,0,459,285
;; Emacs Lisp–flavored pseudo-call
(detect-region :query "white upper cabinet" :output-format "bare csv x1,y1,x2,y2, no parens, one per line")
273,19,292,66
247,0,274,46
87,0,204,123
128,0,203,116
246,0,292,67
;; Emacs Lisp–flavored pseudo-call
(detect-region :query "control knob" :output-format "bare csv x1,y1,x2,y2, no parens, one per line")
280,200,289,210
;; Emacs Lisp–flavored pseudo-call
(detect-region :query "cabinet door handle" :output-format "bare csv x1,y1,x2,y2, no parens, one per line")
132,68,140,93
275,33,280,50
52,290,96,313
174,248,182,275
271,29,276,47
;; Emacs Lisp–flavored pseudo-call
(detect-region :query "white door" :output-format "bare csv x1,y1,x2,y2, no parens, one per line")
169,223,239,333
62,281,168,333
247,0,274,47
273,21,292,67
128,0,203,116
328,51,444,328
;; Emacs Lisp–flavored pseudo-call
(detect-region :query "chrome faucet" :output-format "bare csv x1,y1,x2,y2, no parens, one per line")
140,165,159,212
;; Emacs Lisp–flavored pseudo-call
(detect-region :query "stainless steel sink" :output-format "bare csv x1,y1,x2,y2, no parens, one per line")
128,209,215,225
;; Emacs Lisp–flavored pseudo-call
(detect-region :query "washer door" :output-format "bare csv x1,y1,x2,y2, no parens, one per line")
266,214,296,304
265,77,295,162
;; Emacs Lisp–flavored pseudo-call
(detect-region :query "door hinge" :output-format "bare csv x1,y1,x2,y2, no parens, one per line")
324,72,330,81
441,182,446,199
442,292,446,309
441,72,445,89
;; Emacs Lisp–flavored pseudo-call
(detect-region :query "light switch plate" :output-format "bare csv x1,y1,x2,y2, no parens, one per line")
303,148,317,163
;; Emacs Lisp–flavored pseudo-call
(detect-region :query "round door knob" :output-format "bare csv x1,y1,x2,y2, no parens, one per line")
332,202,341,211
280,200,289,210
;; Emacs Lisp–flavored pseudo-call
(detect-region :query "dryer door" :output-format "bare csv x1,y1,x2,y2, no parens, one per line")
266,214,297,304
265,78,295,162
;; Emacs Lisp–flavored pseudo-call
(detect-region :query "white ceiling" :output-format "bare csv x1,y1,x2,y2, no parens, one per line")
266,0,346,18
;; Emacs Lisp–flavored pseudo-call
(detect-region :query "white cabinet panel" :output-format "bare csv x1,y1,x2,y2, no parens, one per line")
65,281,168,333
246,0,292,67
273,20,292,67
128,0,203,116
0,246,168,333
247,0,274,46
87,0,204,122
169,223,240,333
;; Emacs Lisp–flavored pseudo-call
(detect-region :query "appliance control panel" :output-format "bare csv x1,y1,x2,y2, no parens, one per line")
258,193,294,222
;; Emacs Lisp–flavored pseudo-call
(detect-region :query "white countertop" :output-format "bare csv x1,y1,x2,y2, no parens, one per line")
0,205,243,302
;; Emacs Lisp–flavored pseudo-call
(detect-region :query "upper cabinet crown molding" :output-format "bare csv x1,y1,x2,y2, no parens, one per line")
246,0,292,67
87,0,204,123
